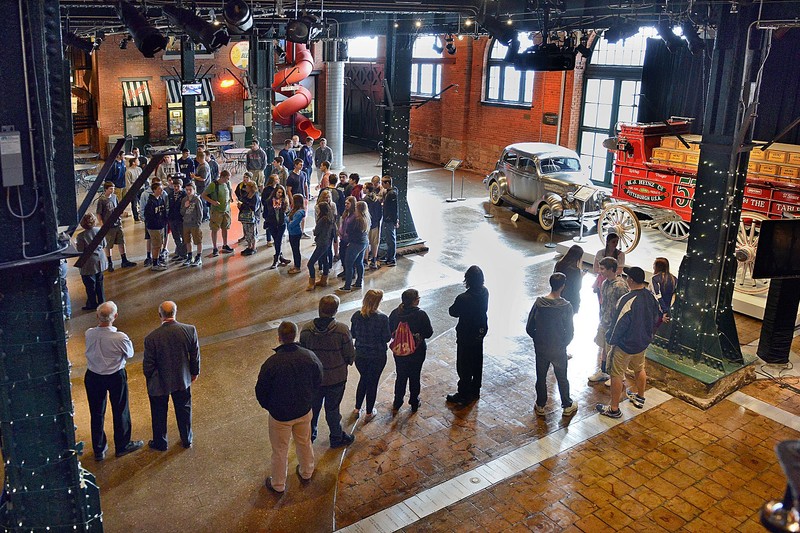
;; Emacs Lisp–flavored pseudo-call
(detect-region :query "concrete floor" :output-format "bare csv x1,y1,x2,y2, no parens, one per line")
56,150,798,532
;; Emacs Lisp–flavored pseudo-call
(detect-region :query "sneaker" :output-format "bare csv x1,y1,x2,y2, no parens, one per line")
94,444,108,461
143,257,153,267
279,257,291,265
534,405,546,416
330,433,355,449
241,248,255,256
587,370,610,383
115,440,144,457
626,389,645,409
337,272,345,279
352,283,362,289
121,260,137,268
182,257,192,267
369,262,379,270
237,236,247,243
152,262,167,271
562,402,578,417
221,245,234,253
385,260,396,267
301,232,311,239
336,286,352,293
191,256,202,267
446,393,466,404
212,248,219,257
596,404,622,418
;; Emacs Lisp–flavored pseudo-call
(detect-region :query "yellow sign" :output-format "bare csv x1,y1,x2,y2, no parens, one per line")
230,41,249,71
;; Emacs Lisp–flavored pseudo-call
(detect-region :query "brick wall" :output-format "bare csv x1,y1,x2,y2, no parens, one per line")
408,36,582,174
95,34,250,157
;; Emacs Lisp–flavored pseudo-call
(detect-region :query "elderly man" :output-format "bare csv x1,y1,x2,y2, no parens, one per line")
256,321,323,494
84,301,144,460
299,295,356,448
143,301,200,450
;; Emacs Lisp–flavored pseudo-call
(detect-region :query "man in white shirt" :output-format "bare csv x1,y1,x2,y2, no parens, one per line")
84,301,144,461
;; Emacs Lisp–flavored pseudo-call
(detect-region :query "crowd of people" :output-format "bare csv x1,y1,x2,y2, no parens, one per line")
72,137,400,311
74,139,677,496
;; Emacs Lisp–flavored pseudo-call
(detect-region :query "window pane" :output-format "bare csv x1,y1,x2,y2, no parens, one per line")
594,27,658,67
585,79,601,103
420,64,434,95
596,104,613,128
487,66,500,100
599,80,614,103
502,66,521,102
410,63,419,93
580,132,609,183
435,65,442,95
583,103,599,128
347,36,378,59
523,71,535,103
413,35,443,59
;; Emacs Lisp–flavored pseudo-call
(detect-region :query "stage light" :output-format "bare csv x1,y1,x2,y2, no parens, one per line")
64,32,96,53
507,18,513,26
681,21,706,55
458,34,464,41
464,19,473,27
575,34,593,61
657,21,685,53
163,4,231,52
286,15,322,44
445,34,456,55
220,78,236,88
115,0,168,58
432,36,444,54
480,15,517,46
224,0,253,34
604,18,640,43
415,20,422,28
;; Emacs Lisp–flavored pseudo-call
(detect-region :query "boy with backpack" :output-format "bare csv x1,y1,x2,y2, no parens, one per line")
201,169,234,257
144,182,169,271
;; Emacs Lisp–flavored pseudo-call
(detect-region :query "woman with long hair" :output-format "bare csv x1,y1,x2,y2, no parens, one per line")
287,193,306,273
306,202,336,290
554,244,585,313
338,200,370,293
264,185,290,269
336,196,356,281
74,213,107,311
260,174,279,248
350,289,392,420
651,257,677,321
389,289,434,413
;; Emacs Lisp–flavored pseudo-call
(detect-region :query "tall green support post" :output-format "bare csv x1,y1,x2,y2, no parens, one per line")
382,18,424,250
181,36,197,154
654,6,759,371
0,1,102,530
249,34,274,162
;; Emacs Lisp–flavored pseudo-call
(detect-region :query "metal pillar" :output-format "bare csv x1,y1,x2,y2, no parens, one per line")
382,19,423,249
181,36,197,153
324,50,345,170
0,0,102,530
656,7,759,367
249,35,274,161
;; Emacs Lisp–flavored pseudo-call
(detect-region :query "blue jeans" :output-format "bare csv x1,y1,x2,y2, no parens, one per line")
311,381,346,443
382,219,397,262
288,234,302,268
344,241,367,289
307,241,331,278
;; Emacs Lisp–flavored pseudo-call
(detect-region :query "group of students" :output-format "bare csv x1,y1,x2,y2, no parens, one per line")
527,229,678,419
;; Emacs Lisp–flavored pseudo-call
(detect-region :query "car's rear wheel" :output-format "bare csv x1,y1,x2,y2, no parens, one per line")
489,181,504,206
539,204,555,231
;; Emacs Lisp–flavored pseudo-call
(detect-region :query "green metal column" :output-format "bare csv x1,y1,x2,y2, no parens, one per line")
655,6,759,368
382,18,423,249
249,34,274,162
181,36,197,153
0,0,101,530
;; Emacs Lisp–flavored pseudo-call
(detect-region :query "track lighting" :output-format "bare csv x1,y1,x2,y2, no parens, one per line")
64,32,96,53
224,0,253,34
445,34,456,55
115,0,168,58
286,14,322,44
657,21,685,53
681,21,706,55
604,18,640,43
163,4,231,52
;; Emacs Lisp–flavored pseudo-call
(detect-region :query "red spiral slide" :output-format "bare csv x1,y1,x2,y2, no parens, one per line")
272,43,322,140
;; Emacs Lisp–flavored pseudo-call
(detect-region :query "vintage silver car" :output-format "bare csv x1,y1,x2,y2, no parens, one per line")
485,143,610,230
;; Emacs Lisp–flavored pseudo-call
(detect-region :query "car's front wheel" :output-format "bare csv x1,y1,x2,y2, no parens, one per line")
539,204,555,231
489,181,504,206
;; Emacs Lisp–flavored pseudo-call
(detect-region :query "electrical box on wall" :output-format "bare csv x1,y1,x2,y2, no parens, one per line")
0,129,24,187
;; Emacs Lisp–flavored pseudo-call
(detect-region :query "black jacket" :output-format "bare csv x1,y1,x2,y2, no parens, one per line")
383,187,399,222
606,288,661,354
554,262,582,313
449,286,489,342
255,343,323,422
299,318,355,386
264,198,287,230
526,296,574,356
389,305,434,356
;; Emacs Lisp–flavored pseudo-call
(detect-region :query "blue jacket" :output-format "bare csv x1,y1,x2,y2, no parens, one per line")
606,288,661,354
287,209,305,236
111,160,126,188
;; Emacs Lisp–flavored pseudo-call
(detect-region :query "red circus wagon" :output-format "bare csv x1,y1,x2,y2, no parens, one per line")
600,118,800,294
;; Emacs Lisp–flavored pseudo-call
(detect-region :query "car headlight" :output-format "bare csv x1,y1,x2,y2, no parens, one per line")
566,192,575,203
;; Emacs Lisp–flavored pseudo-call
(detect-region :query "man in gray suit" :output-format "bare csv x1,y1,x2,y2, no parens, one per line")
143,301,200,450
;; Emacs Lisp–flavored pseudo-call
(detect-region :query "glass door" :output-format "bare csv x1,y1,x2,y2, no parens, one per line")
124,106,150,152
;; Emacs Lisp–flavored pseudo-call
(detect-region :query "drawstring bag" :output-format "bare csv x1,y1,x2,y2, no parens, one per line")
390,321,416,356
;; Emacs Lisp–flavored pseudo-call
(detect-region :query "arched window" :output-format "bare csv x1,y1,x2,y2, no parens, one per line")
411,35,443,97
484,33,536,105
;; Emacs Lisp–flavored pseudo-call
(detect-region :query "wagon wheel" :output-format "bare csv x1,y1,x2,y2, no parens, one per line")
538,204,556,231
734,211,770,295
598,205,640,253
655,219,691,241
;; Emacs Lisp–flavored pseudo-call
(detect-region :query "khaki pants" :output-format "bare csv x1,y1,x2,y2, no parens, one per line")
150,228,163,257
268,410,315,491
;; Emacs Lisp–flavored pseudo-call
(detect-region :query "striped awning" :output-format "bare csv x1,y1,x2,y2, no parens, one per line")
122,80,152,107
166,78,215,104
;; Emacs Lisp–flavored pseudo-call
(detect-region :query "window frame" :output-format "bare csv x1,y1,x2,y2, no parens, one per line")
410,60,443,98
483,38,536,107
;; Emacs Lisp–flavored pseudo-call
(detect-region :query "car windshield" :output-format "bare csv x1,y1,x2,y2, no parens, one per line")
539,157,581,174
